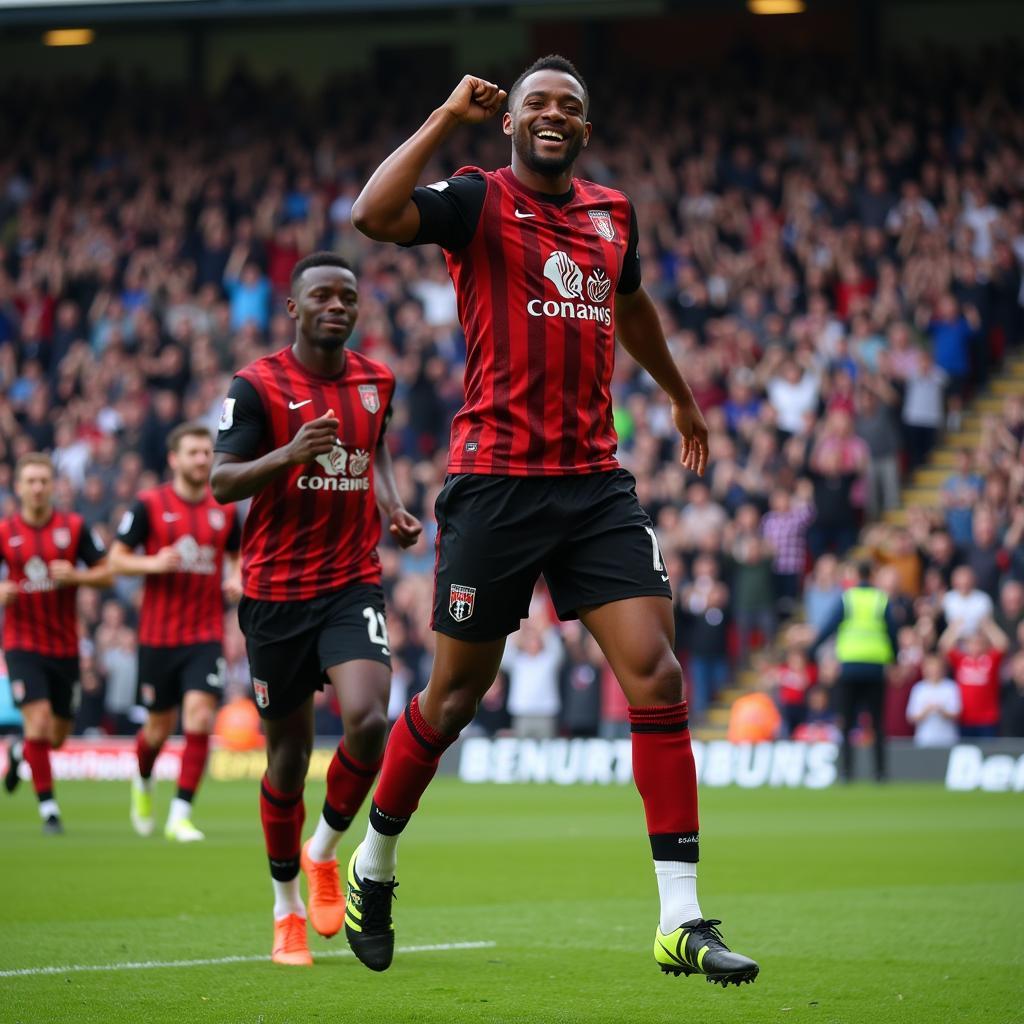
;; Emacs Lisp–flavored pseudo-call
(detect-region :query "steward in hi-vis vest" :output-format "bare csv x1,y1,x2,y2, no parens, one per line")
810,563,898,783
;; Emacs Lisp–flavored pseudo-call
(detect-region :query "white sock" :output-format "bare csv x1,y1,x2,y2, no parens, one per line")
167,797,192,827
272,877,305,920
355,822,398,882
11,740,23,762
306,814,344,863
655,860,702,933
39,798,60,820
133,771,152,792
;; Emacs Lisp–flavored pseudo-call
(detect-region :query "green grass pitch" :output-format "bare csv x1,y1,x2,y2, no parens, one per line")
2,778,1021,1024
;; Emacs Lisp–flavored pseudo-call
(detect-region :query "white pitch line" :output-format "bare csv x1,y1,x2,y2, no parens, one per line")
0,940,496,978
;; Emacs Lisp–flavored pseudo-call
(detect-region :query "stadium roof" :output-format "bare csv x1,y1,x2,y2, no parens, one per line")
1,0,658,26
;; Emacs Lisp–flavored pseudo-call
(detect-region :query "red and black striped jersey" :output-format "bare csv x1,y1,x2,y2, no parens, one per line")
407,166,639,476
116,484,241,647
214,346,395,602
0,511,106,657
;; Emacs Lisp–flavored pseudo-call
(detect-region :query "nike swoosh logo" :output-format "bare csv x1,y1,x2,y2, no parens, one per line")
514,209,536,219
661,574,670,582
289,400,312,410
163,513,180,523
9,537,22,546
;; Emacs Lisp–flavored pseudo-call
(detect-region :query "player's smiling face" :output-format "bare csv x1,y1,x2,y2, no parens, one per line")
288,266,359,351
504,69,590,177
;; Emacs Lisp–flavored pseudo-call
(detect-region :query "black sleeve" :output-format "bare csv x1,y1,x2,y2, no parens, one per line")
225,510,242,555
77,523,107,567
213,376,267,459
378,402,393,443
616,200,642,295
115,499,150,549
402,172,487,251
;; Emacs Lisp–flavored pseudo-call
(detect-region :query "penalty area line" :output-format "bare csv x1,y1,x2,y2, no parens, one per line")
0,940,497,978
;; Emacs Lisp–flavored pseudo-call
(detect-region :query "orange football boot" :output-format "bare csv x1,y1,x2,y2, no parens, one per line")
301,839,346,938
271,913,313,966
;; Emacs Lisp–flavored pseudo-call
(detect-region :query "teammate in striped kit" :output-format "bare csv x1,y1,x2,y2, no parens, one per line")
1,452,111,834
349,55,759,984
109,422,242,843
211,253,421,966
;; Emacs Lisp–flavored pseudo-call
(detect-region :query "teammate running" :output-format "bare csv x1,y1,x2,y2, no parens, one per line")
109,422,241,842
1,453,111,833
211,253,421,966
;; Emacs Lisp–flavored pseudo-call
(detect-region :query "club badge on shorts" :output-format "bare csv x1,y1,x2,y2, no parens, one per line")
588,209,615,241
253,678,270,708
358,384,380,414
449,584,476,622
140,684,156,707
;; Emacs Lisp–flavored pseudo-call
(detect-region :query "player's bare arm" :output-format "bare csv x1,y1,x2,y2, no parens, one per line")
373,439,422,550
222,552,243,603
108,541,182,576
211,410,340,504
0,579,17,606
351,75,506,243
614,286,709,477
47,557,114,589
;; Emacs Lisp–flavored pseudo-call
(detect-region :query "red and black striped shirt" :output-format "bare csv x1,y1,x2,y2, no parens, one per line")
213,346,395,603
116,484,241,647
0,511,106,657
407,166,639,476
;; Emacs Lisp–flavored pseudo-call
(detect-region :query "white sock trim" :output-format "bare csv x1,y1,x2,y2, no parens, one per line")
355,822,399,882
39,798,60,820
272,877,305,920
654,860,701,933
306,814,344,863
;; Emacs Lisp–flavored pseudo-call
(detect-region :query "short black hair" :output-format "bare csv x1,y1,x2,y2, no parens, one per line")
857,561,874,583
290,252,354,292
508,54,589,115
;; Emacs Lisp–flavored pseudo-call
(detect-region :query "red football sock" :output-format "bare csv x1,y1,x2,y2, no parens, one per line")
259,775,305,881
177,732,210,803
369,696,457,835
322,742,381,832
23,739,54,803
136,730,161,780
629,702,700,862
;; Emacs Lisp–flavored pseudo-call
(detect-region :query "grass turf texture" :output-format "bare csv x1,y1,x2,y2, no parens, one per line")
1,779,1021,1024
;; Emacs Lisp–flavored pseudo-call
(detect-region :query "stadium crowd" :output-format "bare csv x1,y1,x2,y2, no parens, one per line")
1,48,1023,745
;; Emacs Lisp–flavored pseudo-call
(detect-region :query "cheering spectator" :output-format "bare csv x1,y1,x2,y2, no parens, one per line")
939,618,1009,739
906,653,962,748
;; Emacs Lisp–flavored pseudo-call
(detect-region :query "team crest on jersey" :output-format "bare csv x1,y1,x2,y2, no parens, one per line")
588,210,615,241
348,449,371,476
52,527,71,550
358,384,380,414
253,678,270,709
24,556,48,583
208,508,225,531
449,584,476,623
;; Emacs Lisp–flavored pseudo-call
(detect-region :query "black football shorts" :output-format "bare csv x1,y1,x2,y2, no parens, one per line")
137,643,225,713
430,469,672,642
5,651,80,720
237,582,391,720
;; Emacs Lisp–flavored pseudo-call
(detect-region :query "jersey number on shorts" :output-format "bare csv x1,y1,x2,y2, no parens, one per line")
363,607,390,652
